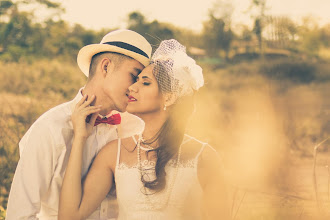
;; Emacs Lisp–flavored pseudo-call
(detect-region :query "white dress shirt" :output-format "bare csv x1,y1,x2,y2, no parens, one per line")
6,89,144,220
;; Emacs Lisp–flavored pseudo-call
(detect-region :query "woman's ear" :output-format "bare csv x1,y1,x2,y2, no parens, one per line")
163,93,176,108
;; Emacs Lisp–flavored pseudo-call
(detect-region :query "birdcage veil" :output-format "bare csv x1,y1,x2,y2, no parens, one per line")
151,39,204,101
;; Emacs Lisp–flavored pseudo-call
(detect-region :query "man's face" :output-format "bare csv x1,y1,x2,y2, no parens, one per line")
102,59,144,113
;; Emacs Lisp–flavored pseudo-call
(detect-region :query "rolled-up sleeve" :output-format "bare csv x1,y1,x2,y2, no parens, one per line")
6,124,56,220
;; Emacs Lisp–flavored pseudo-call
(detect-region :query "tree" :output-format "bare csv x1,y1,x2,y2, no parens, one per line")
249,0,267,56
0,8,34,60
0,0,62,18
236,24,254,53
319,24,330,48
128,11,146,29
202,0,234,59
0,0,64,60
0,0,14,16
297,16,322,56
264,16,298,49
127,11,175,52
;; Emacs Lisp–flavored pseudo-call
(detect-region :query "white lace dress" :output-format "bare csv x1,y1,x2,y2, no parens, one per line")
114,135,207,220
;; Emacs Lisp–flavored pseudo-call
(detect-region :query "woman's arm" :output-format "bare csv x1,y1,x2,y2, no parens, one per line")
59,142,116,220
58,95,114,220
197,145,231,220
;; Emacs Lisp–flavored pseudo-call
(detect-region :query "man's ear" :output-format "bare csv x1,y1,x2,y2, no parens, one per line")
100,57,115,76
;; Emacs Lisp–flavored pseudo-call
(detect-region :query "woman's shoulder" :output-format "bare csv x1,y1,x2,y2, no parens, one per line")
101,136,137,154
96,136,135,170
181,134,223,166
181,135,215,157
102,139,119,153
185,137,226,190
95,140,119,168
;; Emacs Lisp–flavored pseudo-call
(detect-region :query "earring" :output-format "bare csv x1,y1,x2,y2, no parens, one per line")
163,105,167,111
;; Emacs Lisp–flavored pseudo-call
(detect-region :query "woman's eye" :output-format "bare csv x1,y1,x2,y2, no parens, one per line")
143,82,151,86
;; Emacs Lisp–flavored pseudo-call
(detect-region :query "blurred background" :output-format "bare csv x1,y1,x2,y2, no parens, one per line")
0,0,329,219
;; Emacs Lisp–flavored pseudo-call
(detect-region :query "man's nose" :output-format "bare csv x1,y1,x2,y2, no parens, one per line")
128,83,138,93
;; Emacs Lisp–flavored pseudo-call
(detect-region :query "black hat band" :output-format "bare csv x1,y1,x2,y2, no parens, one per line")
103,41,149,59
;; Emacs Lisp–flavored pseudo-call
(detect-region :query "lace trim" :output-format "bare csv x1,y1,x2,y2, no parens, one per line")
117,159,196,170
167,159,195,168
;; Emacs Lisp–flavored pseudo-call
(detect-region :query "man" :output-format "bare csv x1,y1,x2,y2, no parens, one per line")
6,29,152,219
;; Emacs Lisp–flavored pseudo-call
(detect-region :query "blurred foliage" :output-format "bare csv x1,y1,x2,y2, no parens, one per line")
202,0,234,59
250,0,267,55
127,11,175,51
0,0,329,62
260,60,316,84
203,13,234,59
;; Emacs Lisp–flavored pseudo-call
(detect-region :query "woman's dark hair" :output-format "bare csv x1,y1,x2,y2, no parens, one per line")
140,60,195,192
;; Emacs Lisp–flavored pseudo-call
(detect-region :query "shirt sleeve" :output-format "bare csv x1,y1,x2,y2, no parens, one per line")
6,123,56,220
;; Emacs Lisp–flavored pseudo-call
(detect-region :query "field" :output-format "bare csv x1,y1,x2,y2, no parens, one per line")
0,58,329,219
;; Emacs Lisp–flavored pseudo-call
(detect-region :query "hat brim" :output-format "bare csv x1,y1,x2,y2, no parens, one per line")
77,44,150,77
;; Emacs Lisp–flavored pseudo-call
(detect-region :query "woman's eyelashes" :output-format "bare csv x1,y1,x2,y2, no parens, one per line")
135,75,151,86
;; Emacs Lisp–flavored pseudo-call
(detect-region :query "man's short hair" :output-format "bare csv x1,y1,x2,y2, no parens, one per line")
88,52,132,80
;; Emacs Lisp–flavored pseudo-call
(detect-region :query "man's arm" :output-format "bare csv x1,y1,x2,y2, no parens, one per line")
6,124,56,220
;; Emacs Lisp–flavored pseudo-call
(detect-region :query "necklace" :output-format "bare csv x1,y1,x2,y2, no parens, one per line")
139,136,154,151
137,134,182,210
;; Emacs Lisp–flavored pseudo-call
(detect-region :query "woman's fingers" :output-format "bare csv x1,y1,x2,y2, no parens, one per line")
75,94,88,108
81,105,102,117
88,112,100,126
75,94,96,109
81,95,96,108
72,105,101,123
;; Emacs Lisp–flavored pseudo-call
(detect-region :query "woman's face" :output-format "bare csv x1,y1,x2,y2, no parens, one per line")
126,64,164,115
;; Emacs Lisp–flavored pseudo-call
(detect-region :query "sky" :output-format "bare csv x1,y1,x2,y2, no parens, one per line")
33,0,330,32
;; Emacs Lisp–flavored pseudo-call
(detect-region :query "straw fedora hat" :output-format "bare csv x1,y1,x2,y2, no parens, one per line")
77,29,152,77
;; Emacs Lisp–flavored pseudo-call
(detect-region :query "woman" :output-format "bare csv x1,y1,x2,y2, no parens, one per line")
59,40,230,220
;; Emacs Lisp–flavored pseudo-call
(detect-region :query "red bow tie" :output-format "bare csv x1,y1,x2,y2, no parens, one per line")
94,113,121,126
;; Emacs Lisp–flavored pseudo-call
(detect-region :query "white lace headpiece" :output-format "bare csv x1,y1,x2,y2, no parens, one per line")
151,39,204,101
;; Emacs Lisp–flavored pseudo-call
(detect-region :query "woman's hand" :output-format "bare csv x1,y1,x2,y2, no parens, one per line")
72,94,102,140
60,95,112,220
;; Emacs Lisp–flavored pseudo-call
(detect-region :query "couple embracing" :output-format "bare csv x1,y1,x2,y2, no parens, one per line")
6,29,230,220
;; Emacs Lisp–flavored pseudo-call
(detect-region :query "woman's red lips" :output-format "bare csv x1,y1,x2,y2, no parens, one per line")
128,95,137,102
